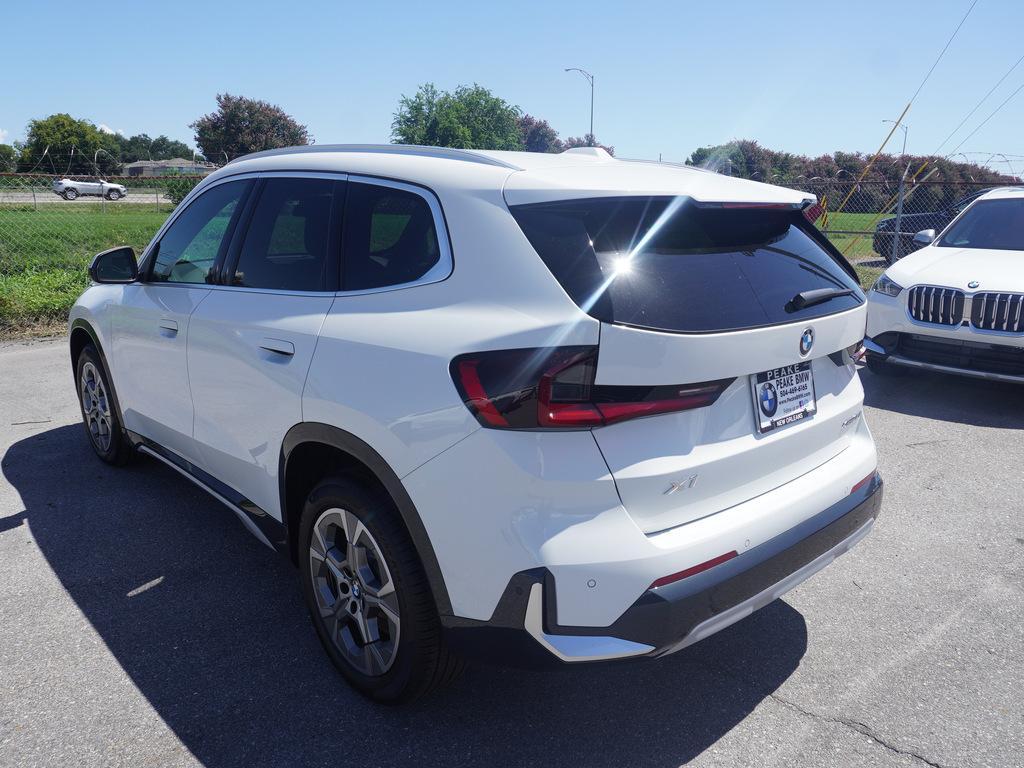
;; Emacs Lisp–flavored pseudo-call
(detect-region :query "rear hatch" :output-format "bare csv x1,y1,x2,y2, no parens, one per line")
510,196,867,533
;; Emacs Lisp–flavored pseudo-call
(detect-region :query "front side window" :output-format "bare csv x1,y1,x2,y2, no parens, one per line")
512,197,862,333
150,181,250,284
232,177,338,291
938,198,1024,251
342,181,443,291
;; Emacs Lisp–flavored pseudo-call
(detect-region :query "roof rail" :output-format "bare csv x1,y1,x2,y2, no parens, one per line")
228,143,522,170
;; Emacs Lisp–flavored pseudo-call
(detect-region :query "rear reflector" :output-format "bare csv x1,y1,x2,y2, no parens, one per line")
450,346,733,430
851,470,876,495
649,551,738,589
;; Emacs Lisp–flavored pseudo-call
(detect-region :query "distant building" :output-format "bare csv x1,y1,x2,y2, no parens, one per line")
122,158,216,177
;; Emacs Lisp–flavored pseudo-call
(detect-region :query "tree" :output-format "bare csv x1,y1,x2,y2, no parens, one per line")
17,114,121,175
115,133,195,163
563,134,615,156
0,144,16,172
391,83,523,150
191,94,309,163
518,114,563,153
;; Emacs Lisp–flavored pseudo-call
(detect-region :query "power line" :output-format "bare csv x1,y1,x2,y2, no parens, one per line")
835,0,979,214
934,51,1024,154
909,0,980,104
947,79,1024,158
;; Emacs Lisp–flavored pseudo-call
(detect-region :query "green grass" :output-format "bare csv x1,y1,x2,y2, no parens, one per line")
817,211,886,261
0,204,172,333
854,262,884,288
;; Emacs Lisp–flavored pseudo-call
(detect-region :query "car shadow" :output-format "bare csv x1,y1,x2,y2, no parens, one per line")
861,365,1024,429
2,425,808,768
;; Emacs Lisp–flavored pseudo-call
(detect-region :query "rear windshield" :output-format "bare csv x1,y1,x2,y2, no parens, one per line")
511,197,863,333
938,198,1024,251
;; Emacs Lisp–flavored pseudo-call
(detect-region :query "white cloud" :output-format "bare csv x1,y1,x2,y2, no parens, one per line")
0,128,8,144
97,124,125,136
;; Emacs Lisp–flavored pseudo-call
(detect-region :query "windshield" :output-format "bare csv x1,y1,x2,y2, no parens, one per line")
938,198,1024,251
511,196,862,334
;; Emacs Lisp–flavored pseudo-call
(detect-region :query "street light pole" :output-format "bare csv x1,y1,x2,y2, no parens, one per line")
565,67,594,143
882,118,908,157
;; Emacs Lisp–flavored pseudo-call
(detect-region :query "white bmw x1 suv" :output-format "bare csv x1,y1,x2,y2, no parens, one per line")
866,186,1024,382
69,144,882,702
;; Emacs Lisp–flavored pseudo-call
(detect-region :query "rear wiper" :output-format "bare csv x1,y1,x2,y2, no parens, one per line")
786,287,855,312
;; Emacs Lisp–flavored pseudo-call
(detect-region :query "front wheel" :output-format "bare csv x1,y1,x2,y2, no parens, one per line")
106,189,121,200
76,345,133,464
299,477,462,703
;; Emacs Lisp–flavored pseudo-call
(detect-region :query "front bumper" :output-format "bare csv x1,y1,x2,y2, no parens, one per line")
444,475,883,667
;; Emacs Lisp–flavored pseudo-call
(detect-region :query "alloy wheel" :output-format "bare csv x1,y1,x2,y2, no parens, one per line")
309,507,401,676
80,361,112,453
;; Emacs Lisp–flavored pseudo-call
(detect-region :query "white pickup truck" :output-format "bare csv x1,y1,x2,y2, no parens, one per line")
52,177,128,201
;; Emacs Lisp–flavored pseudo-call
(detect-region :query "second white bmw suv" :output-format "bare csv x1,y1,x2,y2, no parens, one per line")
70,145,882,702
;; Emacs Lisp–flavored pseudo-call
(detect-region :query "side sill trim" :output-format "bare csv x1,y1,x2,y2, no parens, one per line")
886,353,1024,384
656,518,875,657
136,444,278,551
523,583,654,662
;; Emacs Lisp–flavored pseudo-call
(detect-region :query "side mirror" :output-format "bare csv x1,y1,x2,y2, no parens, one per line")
89,246,138,284
912,229,936,246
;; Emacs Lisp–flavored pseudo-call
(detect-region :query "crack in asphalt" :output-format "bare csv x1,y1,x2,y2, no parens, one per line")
697,657,950,768
767,692,951,768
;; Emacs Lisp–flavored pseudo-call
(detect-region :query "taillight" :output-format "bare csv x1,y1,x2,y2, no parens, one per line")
450,346,734,430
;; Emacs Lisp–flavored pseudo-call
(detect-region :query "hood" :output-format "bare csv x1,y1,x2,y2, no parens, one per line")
886,245,1024,292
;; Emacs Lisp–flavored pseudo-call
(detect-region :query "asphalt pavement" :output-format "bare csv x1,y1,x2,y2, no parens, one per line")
0,338,1020,768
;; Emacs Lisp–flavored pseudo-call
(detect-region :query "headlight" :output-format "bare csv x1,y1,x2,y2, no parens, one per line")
872,274,903,297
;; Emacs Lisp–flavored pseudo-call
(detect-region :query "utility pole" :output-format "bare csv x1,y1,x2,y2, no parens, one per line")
883,119,909,262
565,68,594,143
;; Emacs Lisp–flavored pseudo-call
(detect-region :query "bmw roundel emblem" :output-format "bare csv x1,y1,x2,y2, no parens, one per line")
759,382,779,417
968,280,980,289
799,327,815,356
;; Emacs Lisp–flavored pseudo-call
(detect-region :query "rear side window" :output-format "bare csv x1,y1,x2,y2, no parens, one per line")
511,197,862,333
232,177,338,291
342,181,442,291
150,180,250,284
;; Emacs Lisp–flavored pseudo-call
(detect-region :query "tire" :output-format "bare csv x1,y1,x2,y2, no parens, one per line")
63,188,78,200
75,345,133,465
106,189,121,200
865,352,908,377
299,476,463,703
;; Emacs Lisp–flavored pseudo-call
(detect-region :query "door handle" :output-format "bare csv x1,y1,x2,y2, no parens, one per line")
158,318,178,334
259,337,295,356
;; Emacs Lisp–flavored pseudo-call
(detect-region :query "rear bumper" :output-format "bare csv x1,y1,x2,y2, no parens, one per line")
443,474,882,667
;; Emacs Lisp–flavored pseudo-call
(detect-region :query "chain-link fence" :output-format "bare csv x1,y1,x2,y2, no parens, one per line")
786,178,1019,267
1,169,1020,334
0,172,206,333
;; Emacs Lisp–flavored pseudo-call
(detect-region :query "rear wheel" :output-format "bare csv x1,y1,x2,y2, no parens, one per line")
299,476,462,703
75,345,133,464
63,188,78,200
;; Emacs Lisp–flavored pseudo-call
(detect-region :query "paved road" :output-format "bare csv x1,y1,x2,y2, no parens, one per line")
0,191,168,205
0,339,1020,768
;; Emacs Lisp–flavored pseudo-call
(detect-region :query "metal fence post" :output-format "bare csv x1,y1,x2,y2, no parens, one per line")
890,162,910,263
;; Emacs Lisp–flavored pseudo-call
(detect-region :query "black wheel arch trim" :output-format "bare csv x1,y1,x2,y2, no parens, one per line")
69,318,128,437
280,422,453,617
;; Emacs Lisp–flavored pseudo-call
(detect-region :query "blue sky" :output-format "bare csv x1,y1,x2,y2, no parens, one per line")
2,0,1022,171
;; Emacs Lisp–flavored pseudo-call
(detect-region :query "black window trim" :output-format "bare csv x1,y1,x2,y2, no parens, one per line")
136,169,454,297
